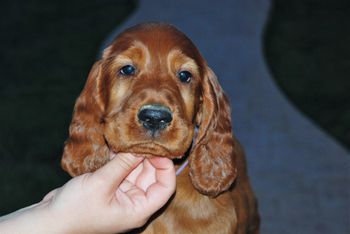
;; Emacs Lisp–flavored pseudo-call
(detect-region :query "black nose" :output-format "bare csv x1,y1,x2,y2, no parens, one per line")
138,104,173,132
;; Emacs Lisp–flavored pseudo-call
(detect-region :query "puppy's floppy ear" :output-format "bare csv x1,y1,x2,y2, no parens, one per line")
61,61,110,176
189,66,237,197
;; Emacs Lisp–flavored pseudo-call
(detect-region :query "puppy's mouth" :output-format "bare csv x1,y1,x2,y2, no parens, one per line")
111,142,184,160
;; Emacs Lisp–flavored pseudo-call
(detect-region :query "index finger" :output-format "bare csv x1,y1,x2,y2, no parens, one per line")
144,157,176,212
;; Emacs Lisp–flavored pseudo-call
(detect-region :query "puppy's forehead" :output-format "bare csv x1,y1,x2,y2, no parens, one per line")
104,23,204,66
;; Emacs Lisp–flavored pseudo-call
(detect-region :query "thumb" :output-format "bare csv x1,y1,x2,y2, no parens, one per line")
92,153,144,193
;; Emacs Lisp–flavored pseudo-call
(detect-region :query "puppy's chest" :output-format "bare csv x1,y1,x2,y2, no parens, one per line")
142,172,237,234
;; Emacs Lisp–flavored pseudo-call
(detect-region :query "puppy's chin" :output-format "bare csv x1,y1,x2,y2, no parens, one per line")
132,153,183,159
113,143,186,160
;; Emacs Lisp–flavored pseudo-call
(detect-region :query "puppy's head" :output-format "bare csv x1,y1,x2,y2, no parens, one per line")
62,23,237,196
100,23,205,158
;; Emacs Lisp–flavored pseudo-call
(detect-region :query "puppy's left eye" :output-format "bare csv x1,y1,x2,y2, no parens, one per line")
119,65,136,76
178,71,192,83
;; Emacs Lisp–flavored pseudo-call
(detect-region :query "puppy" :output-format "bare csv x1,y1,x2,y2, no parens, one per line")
61,23,259,234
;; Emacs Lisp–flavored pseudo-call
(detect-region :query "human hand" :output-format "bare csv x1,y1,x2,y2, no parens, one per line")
47,153,176,233
0,153,176,234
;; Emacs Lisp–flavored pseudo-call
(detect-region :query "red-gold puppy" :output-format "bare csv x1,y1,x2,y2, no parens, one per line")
61,23,259,234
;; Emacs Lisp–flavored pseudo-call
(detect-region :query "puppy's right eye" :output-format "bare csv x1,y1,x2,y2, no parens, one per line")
119,65,136,76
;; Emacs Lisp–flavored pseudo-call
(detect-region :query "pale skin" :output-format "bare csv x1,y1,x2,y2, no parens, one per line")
0,153,176,234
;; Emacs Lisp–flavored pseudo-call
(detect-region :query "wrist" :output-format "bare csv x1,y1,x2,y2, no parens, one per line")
0,201,68,234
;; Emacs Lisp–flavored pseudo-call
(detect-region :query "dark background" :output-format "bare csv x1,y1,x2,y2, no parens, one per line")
0,0,137,214
0,0,349,215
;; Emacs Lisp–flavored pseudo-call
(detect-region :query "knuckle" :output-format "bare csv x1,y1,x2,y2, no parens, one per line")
89,173,108,188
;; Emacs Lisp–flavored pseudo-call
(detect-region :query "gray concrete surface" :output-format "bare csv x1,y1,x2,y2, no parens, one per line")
101,1,350,233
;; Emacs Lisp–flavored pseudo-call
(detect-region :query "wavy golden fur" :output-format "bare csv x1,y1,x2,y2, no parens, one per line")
61,23,259,234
